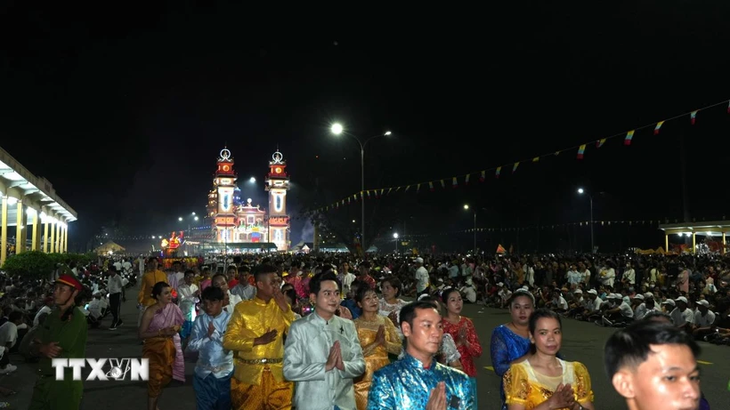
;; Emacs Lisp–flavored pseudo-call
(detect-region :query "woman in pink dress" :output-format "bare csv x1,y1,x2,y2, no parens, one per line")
139,281,185,410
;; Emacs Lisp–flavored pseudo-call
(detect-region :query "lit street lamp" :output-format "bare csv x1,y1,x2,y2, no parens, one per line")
330,123,392,252
577,188,594,253
463,204,486,253
393,232,399,253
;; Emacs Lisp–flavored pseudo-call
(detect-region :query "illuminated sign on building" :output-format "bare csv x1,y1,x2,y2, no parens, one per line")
269,217,289,225
218,187,234,212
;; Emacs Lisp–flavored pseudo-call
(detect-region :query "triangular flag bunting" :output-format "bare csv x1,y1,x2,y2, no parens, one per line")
494,167,501,179
452,177,458,188
624,130,635,146
576,144,586,159
654,121,664,135
512,162,520,173
428,182,434,191
596,139,606,148
691,110,698,125
465,174,470,185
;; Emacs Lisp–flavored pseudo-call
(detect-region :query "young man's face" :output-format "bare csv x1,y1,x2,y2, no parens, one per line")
311,280,340,317
403,307,443,357
202,298,223,317
616,343,700,410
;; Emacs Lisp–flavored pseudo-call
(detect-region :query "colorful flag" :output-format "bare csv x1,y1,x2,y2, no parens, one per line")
440,180,445,189
428,181,434,192
691,110,698,125
596,138,606,148
494,167,501,179
576,144,586,159
532,156,540,162
416,184,421,193
654,121,665,135
624,130,635,146
512,162,520,173
452,177,458,188
464,174,470,185
480,170,486,182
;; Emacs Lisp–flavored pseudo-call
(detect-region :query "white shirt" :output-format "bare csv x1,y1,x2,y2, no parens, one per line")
415,267,429,292
670,308,694,326
0,322,18,348
33,305,52,327
107,274,124,294
223,292,242,313
618,301,634,318
694,309,715,327
623,269,635,285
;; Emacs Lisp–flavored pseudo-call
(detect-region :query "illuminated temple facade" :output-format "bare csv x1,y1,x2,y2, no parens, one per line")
206,147,291,252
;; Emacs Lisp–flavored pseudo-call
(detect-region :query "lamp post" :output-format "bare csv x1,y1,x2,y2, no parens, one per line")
463,204,477,253
577,188,594,253
331,123,391,253
393,232,399,253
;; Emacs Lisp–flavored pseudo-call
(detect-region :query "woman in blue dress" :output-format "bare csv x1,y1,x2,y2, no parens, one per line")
490,289,535,410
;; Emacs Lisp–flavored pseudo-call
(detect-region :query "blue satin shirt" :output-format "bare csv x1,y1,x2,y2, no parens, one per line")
367,353,474,409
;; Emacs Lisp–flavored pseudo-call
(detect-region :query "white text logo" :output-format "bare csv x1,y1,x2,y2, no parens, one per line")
51,358,149,381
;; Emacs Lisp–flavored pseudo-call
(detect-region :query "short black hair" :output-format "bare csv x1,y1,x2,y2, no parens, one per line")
201,286,224,301
309,271,341,297
399,301,439,330
253,264,278,283
604,320,700,379
355,283,377,303
381,277,402,297
529,308,562,334
211,273,227,284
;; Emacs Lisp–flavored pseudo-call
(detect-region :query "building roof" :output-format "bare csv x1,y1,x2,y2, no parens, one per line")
658,220,730,236
0,146,77,225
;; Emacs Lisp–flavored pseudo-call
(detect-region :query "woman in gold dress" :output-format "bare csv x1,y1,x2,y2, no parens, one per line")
503,308,595,410
353,283,401,410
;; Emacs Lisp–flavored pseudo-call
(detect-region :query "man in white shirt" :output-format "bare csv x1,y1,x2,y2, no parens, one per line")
33,297,54,328
107,265,125,330
669,296,694,332
0,311,24,374
692,299,715,339
212,273,241,313
414,258,429,296
284,272,365,410
230,267,256,301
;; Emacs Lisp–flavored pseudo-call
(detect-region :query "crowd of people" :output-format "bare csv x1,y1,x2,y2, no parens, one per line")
3,250,723,409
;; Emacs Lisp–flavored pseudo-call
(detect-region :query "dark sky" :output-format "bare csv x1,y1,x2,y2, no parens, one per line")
2,3,730,252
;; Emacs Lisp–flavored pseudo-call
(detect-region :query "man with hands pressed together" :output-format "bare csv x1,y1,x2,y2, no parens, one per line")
367,301,473,410
223,264,296,409
28,273,88,410
284,272,365,410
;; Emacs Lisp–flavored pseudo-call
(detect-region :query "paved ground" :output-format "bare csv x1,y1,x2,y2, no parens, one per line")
7,288,730,409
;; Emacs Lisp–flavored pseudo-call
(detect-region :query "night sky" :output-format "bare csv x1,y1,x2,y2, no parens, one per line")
2,3,730,253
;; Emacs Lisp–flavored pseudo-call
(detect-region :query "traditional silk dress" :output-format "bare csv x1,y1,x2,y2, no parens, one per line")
503,359,594,410
223,296,295,410
490,324,531,409
143,303,185,397
442,316,482,407
367,353,474,410
177,282,199,339
353,315,401,410
284,312,366,410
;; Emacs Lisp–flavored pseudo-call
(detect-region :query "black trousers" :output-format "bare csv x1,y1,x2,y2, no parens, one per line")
109,292,121,326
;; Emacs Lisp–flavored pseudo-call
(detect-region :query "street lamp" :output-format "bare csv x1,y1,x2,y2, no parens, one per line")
393,232,399,253
249,177,256,183
577,188,594,253
330,122,392,252
463,204,486,253
178,217,183,221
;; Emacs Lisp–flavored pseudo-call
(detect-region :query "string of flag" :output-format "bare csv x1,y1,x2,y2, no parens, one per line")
309,98,730,214
381,218,718,239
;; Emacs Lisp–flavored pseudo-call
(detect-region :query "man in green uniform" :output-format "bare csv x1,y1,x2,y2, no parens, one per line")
28,272,88,410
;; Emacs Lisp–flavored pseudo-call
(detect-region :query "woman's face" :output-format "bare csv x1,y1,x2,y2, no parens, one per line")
530,317,562,355
381,281,397,300
156,286,172,304
358,290,379,313
445,291,463,315
510,295,534,326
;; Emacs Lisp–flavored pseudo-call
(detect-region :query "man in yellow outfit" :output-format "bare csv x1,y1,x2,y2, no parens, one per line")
223,264,295,409
137,257,169,325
